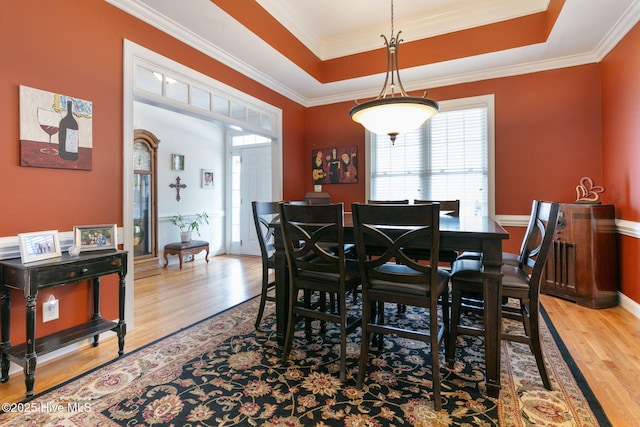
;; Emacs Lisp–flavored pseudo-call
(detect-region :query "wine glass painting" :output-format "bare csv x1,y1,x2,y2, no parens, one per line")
19,85,93,170
37,108,61,155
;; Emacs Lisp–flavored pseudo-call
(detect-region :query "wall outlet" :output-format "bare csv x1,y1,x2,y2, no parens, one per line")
43,298,59,322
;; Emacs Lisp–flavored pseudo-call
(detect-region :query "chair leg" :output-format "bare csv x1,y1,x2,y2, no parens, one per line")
526,305,552,390
319,291,327,333
282,288,299,363
447,288,462,368
430,311,442,411
254,271,271,329
374,301,385,349
357,299,372,388
304,290,313,340
254,291,268,329
339,292,348,381
440,293,450,364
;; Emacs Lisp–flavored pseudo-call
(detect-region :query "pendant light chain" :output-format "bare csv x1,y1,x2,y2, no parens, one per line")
349,0,439,142
389,0,398,97
390,0,394,37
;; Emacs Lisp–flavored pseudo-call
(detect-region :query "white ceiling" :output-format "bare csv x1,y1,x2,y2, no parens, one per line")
108,0,640,107
256,0,550,60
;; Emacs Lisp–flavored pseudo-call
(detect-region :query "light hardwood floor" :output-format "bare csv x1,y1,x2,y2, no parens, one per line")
1,255,639,426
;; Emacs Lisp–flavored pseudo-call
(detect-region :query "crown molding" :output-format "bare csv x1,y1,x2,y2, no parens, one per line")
107,0,640,108
258,0,549,60
593,0,640,60
306,50,600,107
106,0,309,106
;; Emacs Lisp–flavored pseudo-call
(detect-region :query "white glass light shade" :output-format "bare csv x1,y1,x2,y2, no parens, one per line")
350,96,439,137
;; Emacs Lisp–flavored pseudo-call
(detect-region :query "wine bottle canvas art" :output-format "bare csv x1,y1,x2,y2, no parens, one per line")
19,85,93,170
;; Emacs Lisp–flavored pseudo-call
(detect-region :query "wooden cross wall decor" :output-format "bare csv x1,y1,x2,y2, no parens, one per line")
169,176,187,201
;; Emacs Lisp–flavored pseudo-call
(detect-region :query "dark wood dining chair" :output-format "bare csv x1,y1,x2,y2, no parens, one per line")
351,202,450,410
364,200,409,259
304,192,331,205
414,199,460,216
366,200,415,312
251,201,279,329
367,199,409,204
279,202,361,381
410,199,461,265
447,200,560,390
457,200,541,266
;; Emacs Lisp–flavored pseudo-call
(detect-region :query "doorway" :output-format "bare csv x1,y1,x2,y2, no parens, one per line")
228,143,272,256
123,40,283,328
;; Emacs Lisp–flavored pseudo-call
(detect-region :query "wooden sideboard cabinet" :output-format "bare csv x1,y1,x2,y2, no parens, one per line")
0,250,128,396
541,203,618,308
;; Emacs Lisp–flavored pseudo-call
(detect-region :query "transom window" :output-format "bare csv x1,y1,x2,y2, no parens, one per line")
368,95,495,217
231,133,272,147
134,63,275,136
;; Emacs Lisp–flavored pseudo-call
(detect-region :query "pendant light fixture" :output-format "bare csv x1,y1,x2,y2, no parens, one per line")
349,0,439,143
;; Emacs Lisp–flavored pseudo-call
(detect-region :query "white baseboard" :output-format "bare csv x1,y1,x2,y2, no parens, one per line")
619,292,640,319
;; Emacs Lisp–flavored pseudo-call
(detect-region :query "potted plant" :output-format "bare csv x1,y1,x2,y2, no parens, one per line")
170,212,209,243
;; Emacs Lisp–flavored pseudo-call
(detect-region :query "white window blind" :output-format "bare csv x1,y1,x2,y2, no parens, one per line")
370,99,490,216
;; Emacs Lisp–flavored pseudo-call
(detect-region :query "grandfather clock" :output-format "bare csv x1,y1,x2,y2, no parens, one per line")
133,129,161,279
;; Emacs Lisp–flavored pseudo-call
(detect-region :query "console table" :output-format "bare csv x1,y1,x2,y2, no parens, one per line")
0,250,128,397
163,240,209,269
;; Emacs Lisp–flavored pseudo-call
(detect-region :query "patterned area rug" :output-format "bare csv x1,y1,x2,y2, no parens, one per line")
1,297,610,426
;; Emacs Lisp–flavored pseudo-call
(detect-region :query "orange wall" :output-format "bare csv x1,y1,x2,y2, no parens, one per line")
307,65,603,217
0,0,305,343
0,0,638,345
0,0,306,236
601,23,640,220
601,21,640,302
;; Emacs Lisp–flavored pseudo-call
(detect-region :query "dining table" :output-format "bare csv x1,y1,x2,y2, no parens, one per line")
270,211,508,398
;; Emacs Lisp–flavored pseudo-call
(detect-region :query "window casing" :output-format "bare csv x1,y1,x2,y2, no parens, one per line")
367,95,495,217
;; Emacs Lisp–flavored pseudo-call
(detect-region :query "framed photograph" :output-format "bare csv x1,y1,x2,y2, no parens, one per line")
201,169,214,189
172,153,184,171
74,224,117,252
18,230,62,263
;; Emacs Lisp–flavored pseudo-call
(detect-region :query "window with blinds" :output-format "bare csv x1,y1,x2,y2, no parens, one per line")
369,95,493,217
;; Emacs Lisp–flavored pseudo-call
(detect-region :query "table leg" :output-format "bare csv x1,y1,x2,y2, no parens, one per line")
0,286,10,382
482,240,503,398
92,277,101,346
273,231,289,346
24,295,37,396
116,271,127,356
